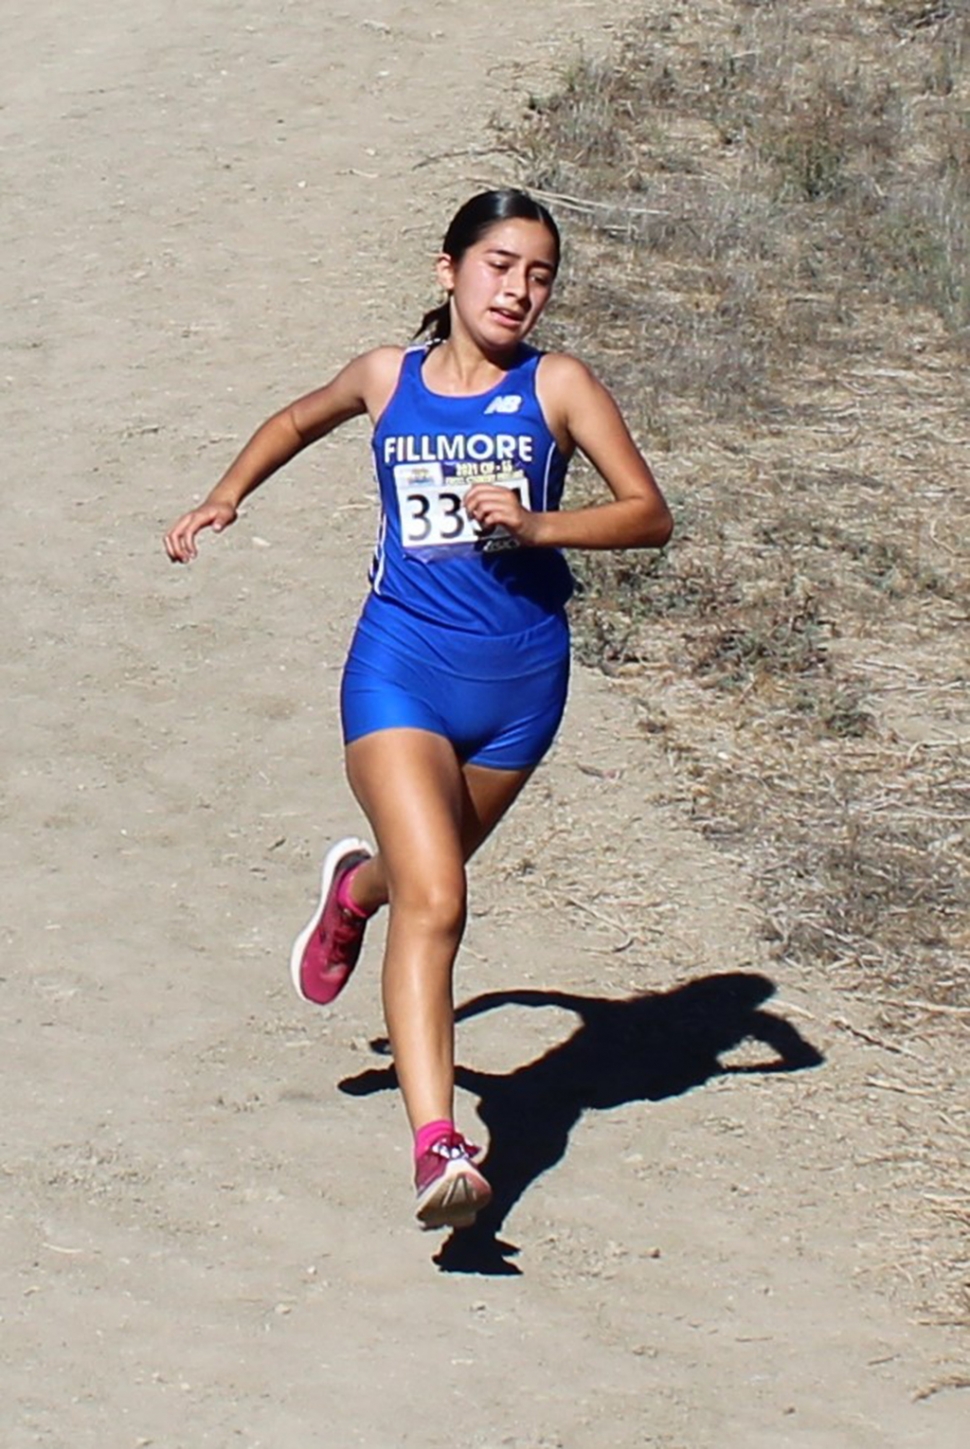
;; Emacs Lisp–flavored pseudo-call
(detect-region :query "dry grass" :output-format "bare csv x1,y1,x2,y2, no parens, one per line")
500,0,970,1318
506,0,970,998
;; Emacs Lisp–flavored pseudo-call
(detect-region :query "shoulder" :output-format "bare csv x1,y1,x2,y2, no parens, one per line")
350,345,407,388
365,343,408,369
535,351,611,425
345,346,408,421
535,351,602,399
536,350,592,380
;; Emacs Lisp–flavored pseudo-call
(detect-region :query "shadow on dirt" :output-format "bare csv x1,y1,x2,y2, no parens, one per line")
339,970,823,1276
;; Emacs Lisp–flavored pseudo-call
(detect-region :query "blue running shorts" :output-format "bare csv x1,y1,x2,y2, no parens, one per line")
340,595,570,770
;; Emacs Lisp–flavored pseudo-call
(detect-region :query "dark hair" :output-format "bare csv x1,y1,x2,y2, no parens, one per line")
415,189,561,341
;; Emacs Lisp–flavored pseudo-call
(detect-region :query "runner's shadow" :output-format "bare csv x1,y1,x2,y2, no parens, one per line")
338,971,823,1276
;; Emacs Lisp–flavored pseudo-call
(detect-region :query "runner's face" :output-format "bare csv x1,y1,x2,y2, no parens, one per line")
438,219,558,348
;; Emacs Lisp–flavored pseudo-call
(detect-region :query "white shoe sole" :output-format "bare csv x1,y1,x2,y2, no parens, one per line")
416,1160,492,1231
289,836,372,1003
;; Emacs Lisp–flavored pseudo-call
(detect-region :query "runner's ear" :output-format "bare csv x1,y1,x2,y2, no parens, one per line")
435,252,456,294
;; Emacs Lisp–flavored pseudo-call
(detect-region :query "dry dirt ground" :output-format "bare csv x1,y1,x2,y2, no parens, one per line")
1,2,967,1446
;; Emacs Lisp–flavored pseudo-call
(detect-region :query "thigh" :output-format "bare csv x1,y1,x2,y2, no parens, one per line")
345,728,533,881
459,761,534,861
346,728,468,894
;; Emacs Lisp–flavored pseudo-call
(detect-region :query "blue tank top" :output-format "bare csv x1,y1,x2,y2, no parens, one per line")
369,344,573,634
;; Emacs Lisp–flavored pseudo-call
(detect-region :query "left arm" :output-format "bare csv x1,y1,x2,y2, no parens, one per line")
464,354,673,550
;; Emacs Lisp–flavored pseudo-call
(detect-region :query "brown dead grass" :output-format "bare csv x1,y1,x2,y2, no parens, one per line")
503,0,970,1320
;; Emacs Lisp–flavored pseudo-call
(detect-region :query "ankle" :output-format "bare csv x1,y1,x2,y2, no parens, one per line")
337,863,376,919
414,1118,454,1160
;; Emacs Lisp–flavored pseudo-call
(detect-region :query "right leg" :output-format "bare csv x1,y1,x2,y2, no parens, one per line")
345,728,491,1132
329,603,564,1223
347,729,533,1228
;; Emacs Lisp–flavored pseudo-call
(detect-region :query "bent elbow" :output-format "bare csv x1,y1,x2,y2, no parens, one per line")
639,502,674,549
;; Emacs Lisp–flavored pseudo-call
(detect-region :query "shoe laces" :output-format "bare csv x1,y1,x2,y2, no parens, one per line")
430,1133,480,1163
326,904,366,948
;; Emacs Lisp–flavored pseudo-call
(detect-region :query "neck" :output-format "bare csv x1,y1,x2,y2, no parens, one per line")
425,333,521,394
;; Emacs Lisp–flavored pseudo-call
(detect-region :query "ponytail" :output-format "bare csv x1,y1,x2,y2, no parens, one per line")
414,300,451,341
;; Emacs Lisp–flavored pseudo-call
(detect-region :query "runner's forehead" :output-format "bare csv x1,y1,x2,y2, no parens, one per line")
475,219,558,266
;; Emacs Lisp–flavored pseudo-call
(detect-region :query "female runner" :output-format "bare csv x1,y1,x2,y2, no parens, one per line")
164,189,673,1231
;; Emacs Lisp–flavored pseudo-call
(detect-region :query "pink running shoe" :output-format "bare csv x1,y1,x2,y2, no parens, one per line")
290,837,373,1006
414,1132,492,1230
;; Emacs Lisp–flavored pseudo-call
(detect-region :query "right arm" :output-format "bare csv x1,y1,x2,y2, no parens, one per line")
163,346,402,562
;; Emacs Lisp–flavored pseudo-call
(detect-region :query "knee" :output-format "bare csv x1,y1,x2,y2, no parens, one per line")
390,868,467,940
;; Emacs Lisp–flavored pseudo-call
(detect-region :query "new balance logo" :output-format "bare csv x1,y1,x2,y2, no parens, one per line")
483,395,523,415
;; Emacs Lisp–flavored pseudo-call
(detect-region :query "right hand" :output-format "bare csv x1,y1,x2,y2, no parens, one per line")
163,501,238,563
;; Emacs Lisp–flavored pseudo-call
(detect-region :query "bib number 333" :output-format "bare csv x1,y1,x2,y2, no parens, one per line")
394,463,530,557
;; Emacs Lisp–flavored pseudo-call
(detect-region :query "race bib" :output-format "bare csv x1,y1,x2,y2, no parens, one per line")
394,463,530,560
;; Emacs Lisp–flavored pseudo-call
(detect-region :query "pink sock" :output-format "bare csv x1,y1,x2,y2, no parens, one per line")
414,1119,454,1160
336,864,370,918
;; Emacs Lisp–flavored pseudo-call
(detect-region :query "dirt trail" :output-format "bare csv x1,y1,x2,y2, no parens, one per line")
1,2,967,1446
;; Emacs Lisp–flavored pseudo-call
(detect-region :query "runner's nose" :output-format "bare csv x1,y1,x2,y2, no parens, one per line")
503,265,529,302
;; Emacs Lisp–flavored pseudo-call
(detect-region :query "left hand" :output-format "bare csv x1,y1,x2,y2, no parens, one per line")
463,483,541,546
